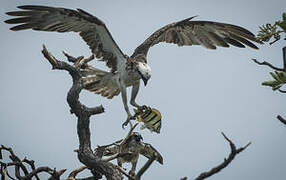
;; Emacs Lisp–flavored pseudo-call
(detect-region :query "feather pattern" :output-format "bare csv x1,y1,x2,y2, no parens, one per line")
5,5,125,72
132,17,262,58
139,143,163,164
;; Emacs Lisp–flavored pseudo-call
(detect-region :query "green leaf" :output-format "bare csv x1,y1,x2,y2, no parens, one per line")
278,22,286,32
273,84,282,91
270,72,280,81
278,13,286,31
262,80,279,87
282,12,286,21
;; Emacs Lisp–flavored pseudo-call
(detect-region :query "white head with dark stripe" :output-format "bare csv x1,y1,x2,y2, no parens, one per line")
134,54,151,86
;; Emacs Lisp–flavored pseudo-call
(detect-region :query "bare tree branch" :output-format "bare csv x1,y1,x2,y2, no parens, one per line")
193,132,251,180
251,59,284,71
22,158,40,180
277,115,286,126
0,145,29,178
252,46,286,72
67,165,87,180
41,45,122,180
0,145,66,180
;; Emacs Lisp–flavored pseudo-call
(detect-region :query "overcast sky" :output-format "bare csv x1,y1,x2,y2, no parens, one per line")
1,0,286,179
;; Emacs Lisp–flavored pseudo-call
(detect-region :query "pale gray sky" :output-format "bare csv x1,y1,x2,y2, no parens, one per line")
1,0,286,179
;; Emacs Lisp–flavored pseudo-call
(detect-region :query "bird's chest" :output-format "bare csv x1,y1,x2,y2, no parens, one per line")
120,144,141,163
121,68,140,87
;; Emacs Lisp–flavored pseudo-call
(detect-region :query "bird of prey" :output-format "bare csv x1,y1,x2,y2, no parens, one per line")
5,5,262,127
101,132,163,176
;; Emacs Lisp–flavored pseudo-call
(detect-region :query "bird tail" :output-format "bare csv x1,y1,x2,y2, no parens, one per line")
81,67,120,99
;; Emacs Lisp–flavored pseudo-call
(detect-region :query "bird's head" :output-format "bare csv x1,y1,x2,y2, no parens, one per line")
126,132,143,144
136,61,151,86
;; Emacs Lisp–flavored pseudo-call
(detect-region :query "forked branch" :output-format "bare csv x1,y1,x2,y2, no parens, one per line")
252,46,286,72
193,132,251,180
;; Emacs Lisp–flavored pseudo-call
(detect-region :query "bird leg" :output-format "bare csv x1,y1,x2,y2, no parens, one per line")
117,77,134,128
130,82,148,112
130,82,141,108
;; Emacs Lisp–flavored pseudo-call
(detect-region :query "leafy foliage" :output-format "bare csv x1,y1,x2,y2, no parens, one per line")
257,13,286,44
262,71,286,91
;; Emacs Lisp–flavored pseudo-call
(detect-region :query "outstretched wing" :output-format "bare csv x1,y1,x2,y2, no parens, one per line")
5,5,125,72
140,143,163,164
132,16,262,58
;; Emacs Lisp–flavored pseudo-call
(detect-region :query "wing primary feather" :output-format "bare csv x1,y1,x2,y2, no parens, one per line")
224,37,245,48
17,5,55,11
6,11,38,16
5,17,33,24
229,33,259,49
208,31,230,48
226,25,263,44
10,23,37,31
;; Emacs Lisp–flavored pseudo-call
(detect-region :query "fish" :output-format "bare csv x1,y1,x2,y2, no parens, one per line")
133,106,162,133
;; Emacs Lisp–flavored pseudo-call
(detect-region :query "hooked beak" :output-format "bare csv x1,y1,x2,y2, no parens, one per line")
138,70,150,86
142,77,148,86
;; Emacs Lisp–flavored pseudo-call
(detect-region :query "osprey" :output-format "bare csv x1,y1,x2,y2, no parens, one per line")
5,5,262,127
101,132,163,176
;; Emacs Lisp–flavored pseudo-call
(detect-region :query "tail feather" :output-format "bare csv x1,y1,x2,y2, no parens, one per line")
81,67,120,99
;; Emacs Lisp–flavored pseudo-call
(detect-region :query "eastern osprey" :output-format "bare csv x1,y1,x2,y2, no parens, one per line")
101,132,163,176
5,5,262,127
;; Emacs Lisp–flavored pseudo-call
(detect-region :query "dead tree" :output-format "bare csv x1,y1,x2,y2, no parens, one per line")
1,45,251,180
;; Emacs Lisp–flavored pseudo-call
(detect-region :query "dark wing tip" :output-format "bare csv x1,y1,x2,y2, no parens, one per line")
77,8,105,25
9,23,35,31
178,15,199,24
158,156,163,164
17,5,53,11
6,11,14,16
224,37,246,48
4,17,31,24
4,19,11,24
251,44,259,50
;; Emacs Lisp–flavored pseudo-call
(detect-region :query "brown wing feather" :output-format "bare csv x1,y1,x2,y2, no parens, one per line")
5,5,125,72
140,143,163,164
132,17,262,58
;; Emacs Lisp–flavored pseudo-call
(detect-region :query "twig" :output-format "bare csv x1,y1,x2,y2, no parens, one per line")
277,115,286,126
0,145,29,178
23,158,40,180
194,132,251,180
251,59,283,71
278,89,286,93
67,165,87,180
5,169,16,180
252,46,286,72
